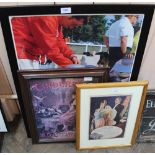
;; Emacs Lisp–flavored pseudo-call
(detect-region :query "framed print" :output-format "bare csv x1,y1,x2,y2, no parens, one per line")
1,5,154,77
76,81,148,150
18,68,108,143
137,90,155,142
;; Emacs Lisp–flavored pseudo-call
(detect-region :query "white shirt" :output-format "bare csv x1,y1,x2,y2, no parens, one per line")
106,17,134,48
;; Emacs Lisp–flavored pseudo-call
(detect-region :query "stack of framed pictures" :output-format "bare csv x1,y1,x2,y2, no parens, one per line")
0,4,154,145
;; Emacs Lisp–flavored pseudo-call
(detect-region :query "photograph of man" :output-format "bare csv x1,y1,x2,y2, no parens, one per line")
11,16,88,69
113,97,124,125
104,15,138,68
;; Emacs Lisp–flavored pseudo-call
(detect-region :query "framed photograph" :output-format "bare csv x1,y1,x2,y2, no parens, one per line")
18,68,108,143
76,81,148,150
137,90,155,142
1,5,154,76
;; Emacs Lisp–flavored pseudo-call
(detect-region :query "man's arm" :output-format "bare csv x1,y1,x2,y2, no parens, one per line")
120,36,127,55
121,36,134,59
58,29,80,64
29,16,74,67
103,35,109,48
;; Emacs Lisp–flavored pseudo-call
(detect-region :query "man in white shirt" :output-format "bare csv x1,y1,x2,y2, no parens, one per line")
104,15,138,68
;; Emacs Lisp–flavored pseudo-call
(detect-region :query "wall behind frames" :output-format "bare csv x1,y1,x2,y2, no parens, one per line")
0,23,20,121
138,10,155,89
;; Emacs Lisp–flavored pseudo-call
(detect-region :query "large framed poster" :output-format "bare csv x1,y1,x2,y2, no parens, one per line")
1,5,154,79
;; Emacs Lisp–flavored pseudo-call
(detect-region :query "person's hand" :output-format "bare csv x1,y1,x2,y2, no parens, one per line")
92,51,96,55
72,56,80,64
125,53,134,59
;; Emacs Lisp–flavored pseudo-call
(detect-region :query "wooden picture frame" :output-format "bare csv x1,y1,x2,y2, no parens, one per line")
76,81,148,150
18,67,109,143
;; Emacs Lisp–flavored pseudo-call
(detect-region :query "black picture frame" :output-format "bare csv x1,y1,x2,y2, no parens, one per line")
17,68,109,143
137,90,155,142
0,4,154,138
0,5,154,76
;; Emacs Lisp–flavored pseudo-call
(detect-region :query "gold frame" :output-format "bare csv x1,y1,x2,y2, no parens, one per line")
76,81,148,150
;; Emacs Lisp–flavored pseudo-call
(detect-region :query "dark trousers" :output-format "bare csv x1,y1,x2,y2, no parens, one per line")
109,47,124,68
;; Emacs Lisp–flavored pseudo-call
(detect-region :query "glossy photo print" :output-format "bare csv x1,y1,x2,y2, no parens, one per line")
29,78,83,142
10,14,144,82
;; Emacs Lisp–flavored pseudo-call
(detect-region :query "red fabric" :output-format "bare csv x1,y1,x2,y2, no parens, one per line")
11,16,74,67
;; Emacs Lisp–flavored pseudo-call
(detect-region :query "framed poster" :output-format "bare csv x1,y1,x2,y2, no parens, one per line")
18,68,108,143
0,5,153,78
76,81,148,150
137,90,155,142
0,4,154,137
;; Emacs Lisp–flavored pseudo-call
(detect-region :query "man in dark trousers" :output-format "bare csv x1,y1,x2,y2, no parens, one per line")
104,15,138,68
